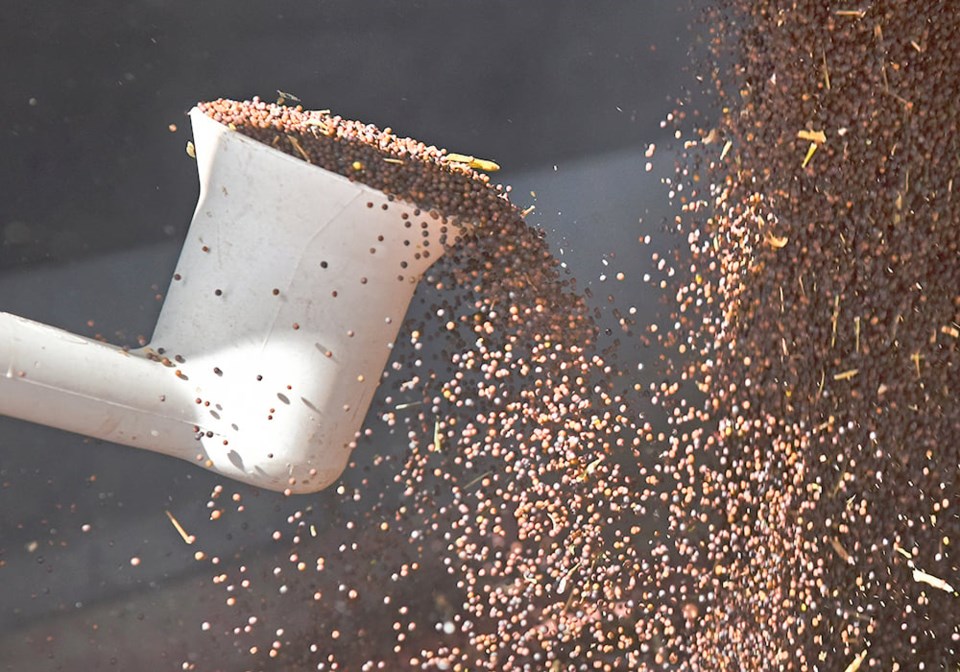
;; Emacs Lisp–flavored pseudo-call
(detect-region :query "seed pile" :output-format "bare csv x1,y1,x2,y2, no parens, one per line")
197,98,511,229
184,2,960,664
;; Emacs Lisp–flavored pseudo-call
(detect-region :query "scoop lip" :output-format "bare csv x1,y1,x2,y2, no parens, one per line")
195,97,516,229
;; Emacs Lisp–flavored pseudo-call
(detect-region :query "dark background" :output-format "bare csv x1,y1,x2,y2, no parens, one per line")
2,0,704,268
0,2,707,669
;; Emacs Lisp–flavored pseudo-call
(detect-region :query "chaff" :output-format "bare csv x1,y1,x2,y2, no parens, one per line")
844,649,868,672
165,510,195,545
912,568,957,594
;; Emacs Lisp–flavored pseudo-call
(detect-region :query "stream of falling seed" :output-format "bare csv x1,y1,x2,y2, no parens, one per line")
183,2,958,669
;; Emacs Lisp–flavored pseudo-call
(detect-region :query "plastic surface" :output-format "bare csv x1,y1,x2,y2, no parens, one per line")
0,110,457,493
0,313,199,453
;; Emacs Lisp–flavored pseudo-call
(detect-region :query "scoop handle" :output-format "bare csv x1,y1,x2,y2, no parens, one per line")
0,312,198,457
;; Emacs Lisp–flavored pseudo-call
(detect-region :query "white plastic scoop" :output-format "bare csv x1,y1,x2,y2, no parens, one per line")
0,109,457,493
